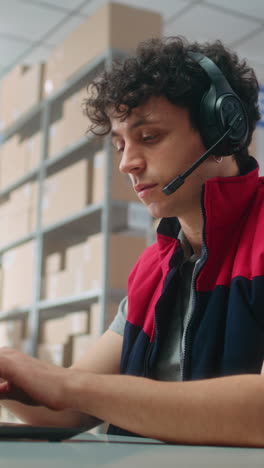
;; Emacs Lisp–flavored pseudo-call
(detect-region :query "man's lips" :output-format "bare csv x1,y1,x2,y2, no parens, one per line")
134,183,158,193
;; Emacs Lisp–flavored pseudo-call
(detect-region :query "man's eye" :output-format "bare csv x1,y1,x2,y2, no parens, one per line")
142,134,158,142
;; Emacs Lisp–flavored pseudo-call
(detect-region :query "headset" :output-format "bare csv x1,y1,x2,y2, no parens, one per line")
162,51,249,195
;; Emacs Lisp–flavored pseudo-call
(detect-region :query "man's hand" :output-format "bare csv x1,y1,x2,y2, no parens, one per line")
0,347,71,410
0,330,122,428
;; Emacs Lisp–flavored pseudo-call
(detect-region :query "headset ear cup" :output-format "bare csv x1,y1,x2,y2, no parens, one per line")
187,51,249,156
199,85,227,153
199,92,248,156
219,96,248,147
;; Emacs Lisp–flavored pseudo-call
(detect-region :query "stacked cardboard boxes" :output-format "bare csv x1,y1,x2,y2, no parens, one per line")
43,2,161,97
0,182,37,248
0,63,44,131
0,2,158,370
41,158,91,226
0,135,28,190
0,131,41,191
1,241,35,311
20,130,42,173
39,311,89,344
49,86,89,158
37,302,119,366
69,302,119,363
38,310,90,366
42,233,146,300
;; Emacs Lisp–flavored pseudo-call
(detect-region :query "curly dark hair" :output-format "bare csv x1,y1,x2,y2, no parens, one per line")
84,36,260,168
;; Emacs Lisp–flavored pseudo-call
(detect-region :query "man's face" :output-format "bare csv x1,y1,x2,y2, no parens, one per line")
110,96,213,219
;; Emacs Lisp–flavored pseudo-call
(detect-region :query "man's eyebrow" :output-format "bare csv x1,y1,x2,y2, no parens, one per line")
111,117,161,137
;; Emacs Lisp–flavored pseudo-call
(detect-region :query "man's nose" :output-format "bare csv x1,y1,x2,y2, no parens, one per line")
118,144,146,175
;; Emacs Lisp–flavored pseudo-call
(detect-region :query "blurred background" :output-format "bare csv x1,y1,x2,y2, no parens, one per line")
1,0,264,81
0,0,263,424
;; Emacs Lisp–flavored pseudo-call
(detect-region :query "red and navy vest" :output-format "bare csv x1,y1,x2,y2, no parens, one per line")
109,158,264,436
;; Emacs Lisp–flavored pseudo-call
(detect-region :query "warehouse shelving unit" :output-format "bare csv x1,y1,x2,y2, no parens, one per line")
0,48,152,356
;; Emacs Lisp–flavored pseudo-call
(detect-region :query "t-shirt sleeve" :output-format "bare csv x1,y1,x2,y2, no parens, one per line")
109,296,128,336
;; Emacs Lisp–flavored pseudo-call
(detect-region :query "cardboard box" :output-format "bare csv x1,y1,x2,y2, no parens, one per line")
38,341,72,367
68,310,89,335
0,182,37,248
50,233,146,294
39,316,69,345
42,233,146,300
91,150,138,203
70,333,97,363
41,158,91,226
0,207,30,248
0,63,44,130
0,320,25,347
79,233,146,290
0,130,42,189
43,3,161,97
0,135,28,190
65,241,86,272
63,87,89,145
48,117,65,159
48,88,88,158
48,87,88,159
43,269,76,300
0,132,41,190
1,241,35,311
11,181,38,212
89,302,119,336
40,311,89,345
21,130,42,172
45,251,65,275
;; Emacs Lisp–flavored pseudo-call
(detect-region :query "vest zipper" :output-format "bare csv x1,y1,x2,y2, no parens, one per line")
180,193,208,381
180,258,202,380
143,328,155,377
144,263,176,377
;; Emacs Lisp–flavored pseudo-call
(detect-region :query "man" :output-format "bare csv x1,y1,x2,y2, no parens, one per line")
0,37,263,446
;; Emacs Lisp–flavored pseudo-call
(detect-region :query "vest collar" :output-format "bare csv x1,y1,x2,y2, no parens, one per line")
157,157,260,258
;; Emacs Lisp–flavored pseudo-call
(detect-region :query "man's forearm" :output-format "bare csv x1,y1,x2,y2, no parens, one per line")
66,372,264,446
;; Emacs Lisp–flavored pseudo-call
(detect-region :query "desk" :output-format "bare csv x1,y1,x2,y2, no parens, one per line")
0,433,263,468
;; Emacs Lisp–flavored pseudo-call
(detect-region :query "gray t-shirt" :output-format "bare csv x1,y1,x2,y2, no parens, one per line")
109,233,200,381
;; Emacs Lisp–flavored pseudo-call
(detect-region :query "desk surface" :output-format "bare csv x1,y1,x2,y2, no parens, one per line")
0,433,263,468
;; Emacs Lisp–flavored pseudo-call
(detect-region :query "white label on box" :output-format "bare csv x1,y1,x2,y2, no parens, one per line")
44,80,54,95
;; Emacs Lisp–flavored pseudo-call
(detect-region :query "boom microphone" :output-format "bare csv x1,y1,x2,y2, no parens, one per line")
162,112,242,196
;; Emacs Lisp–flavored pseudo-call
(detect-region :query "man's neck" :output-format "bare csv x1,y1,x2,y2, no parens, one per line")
177,157,241,256
178,212,203,257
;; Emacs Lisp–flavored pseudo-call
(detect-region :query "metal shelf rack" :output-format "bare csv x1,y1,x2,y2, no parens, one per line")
0,48,152,356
